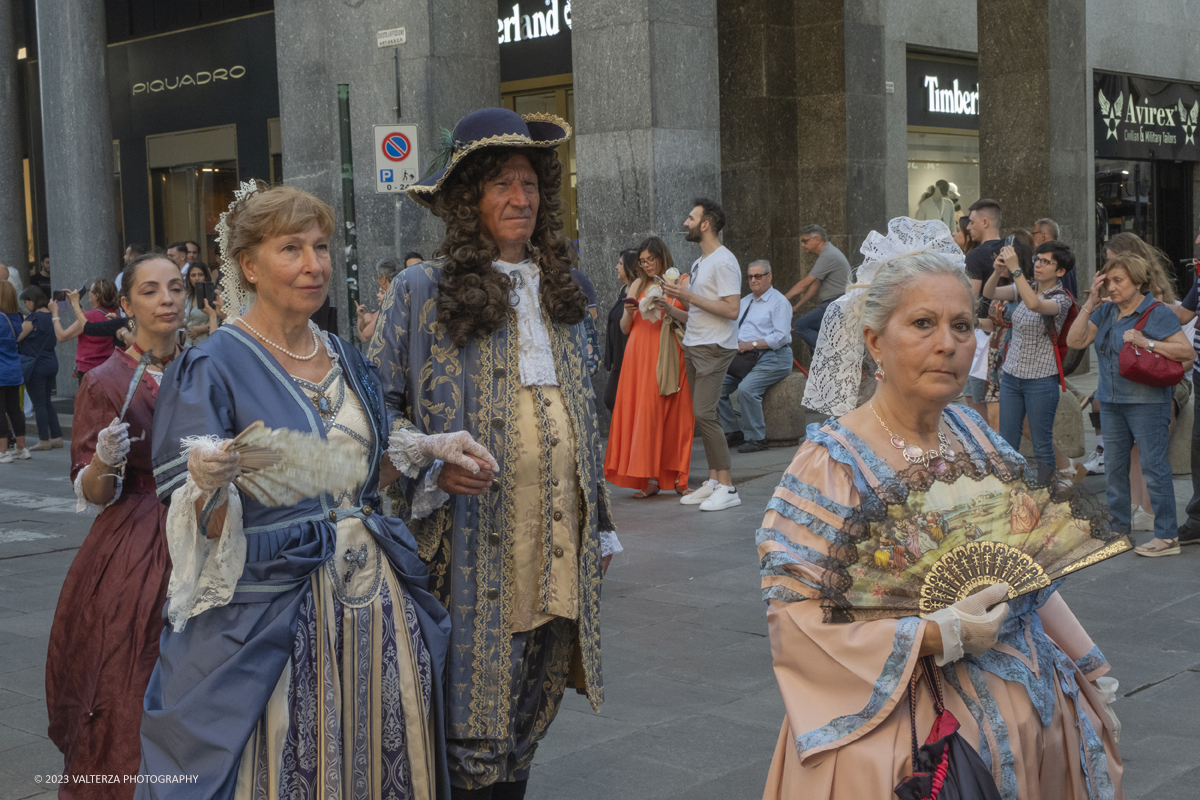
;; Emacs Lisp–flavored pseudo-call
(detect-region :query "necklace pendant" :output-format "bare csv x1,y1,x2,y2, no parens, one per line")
890,435,907,450
929,456,948,476
315,392,333,418
903,444,925,462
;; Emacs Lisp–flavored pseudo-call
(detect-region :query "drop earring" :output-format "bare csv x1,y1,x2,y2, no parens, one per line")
875,365,886,382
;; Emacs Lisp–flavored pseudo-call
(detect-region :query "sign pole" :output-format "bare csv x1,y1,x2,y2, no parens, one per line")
337,84,359,339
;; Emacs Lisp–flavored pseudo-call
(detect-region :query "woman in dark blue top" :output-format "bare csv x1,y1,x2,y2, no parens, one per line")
1066,252,1195,556
0,281,28,462
16,286,62,449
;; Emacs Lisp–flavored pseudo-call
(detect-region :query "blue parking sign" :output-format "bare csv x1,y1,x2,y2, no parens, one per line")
380,169,394,183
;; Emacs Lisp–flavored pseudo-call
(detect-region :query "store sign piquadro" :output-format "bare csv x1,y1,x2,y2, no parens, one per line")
1094,71,1200,161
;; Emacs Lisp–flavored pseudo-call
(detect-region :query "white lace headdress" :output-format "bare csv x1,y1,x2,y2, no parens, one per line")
214,179,263,319
801,217,965,417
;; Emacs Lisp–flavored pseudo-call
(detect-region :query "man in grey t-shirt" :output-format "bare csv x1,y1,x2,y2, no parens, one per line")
784,223,850,350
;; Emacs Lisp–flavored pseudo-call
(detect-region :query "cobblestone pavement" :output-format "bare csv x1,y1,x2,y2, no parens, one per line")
2,405,1199,799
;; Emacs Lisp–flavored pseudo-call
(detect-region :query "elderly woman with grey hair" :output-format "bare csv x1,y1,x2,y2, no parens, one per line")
759,221,1124,799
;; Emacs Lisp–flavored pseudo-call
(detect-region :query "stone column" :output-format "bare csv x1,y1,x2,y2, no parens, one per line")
36,0,118,395
573,0,723,409
0,0,25,281
793,1,889,269
717,0,800,290
275,0,499,334
977,0,1090,275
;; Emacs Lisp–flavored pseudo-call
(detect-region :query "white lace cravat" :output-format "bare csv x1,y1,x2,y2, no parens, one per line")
497,259,558,387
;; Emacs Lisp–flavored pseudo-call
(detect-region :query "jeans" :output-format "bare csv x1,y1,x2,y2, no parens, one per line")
1185,391,1200,530
1101,401,1175,538
25,368,61,442
999,373,1059,484
718,346,794,442
792,300,833,350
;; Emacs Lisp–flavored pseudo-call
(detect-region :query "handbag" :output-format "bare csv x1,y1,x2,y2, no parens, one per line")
726,301,762,381
893,657,1002,800
1117,301,1186,387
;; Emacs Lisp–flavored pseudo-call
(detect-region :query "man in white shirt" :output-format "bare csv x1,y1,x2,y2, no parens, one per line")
1,261,22,289
663,198,742,511
719,260,794,453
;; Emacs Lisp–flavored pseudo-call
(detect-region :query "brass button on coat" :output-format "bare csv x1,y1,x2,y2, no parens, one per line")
551,478,560,487
553,547,564,558
363,505,373,516
550,437,560,447
553,510,563,521
491,418,505,430
486,588,499,600
328,510,337,522
488,533,501,546
491,479,501,491
493,367,506,378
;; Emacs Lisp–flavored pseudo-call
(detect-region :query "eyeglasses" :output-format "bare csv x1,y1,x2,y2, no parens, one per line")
638,258,658,267
747,273,768,280
1034,256,1056,267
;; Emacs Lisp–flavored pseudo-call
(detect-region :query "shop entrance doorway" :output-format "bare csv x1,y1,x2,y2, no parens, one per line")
1095,159,1195,296
147,125,239,267
501,74,577,241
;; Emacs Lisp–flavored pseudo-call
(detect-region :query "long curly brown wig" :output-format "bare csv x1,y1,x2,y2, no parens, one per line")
430,146,587,348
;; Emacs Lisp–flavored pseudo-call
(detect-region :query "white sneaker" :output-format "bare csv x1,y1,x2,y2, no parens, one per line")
681,479,718,505
700,485,741,511
12,448,31,461
1083,446,1104,475
0,451,11,463
1131,505,1155,532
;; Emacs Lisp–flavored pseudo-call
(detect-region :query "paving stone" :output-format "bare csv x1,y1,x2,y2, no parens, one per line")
702,685,786,733
0,667,47,701
584,673,741,726
0,700,49,737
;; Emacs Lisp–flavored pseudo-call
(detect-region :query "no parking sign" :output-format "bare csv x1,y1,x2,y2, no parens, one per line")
373,124,419,193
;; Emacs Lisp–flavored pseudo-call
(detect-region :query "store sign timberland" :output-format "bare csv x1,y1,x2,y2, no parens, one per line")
497,0,572,82
907,56,979,132
1094,71,1200,161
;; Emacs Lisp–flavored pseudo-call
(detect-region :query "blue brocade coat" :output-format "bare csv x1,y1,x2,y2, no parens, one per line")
367,261,613,740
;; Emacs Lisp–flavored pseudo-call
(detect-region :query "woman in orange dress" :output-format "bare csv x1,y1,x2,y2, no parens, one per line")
604,236,695,497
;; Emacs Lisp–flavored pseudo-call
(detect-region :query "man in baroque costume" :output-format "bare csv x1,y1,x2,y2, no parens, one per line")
368,107,621,800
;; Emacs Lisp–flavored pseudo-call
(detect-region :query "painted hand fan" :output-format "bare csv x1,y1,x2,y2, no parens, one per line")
826,474,1132,622
229,421,368,507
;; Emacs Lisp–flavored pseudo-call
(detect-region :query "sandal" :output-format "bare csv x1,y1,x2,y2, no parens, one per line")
675,482,692,496
1134,537,1181,558
633,480,660,499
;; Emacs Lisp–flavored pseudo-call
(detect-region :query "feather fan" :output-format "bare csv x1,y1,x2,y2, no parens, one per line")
228,421,368,507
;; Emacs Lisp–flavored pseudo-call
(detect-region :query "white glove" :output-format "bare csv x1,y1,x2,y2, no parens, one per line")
389,429,499,476
95,417,131,466
926,582,1011,665
186,439,242,492
1092,676,1121,744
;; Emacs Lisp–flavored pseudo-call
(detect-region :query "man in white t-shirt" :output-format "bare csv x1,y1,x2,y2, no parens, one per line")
662,198,742,511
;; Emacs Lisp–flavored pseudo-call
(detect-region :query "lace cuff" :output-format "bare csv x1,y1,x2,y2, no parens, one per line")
411,460,451,520
925,608,964,666
73,467,122,515
599,530,623,558
164,477,245,632
388,428,434,478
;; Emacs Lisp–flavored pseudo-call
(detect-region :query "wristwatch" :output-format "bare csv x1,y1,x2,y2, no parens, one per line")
1148,340,1156,352
1009,268,1023,280
754,340,761,348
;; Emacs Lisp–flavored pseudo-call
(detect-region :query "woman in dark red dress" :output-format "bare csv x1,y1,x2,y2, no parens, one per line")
45,255,184,796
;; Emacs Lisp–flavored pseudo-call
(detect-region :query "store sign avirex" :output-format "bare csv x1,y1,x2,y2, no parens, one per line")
1094,71,1200,161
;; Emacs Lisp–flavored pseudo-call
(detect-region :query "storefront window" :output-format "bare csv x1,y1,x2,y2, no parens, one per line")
907,131,979,228
150,162,239,266
1095,159,1152,249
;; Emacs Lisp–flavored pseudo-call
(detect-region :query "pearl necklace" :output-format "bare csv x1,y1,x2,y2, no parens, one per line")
869,401,957,475
235,318,321,361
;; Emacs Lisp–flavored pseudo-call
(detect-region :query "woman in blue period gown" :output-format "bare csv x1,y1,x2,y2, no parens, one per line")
139,183,451,799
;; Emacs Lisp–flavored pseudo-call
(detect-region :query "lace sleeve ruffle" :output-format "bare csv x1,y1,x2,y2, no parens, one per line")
164,478,245,632
388,427,434,478
411,459,451,520
73,468,122,515
599,530,623,558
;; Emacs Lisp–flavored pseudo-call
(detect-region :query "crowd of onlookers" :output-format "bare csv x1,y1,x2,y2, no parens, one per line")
6,201,1200,555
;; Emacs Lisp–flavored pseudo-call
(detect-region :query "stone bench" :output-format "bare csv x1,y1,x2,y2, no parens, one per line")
762,371,807,447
